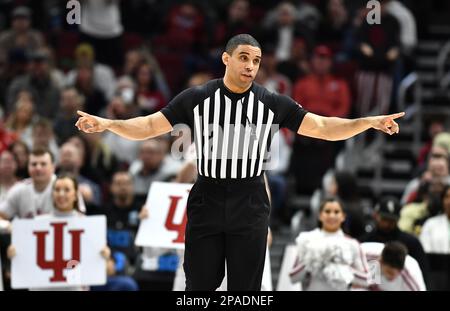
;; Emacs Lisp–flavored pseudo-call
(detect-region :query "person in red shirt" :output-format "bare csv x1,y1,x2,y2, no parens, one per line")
293,45,351,118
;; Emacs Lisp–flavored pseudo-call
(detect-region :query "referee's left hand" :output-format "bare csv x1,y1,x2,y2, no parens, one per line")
369,112,405,135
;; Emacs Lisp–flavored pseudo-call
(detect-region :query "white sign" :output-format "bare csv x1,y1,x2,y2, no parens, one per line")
11,215,107,289
135,182,191,249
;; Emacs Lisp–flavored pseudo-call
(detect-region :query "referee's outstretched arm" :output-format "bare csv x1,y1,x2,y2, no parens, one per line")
298,111,405,141
75,110,173,140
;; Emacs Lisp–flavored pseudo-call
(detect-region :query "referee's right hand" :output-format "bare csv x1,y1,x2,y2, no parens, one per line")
75,110,110,133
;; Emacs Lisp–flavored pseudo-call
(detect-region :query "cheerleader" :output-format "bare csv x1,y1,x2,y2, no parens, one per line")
290,197,370,290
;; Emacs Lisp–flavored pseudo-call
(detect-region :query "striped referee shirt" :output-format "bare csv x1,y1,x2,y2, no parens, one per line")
161,79,307,179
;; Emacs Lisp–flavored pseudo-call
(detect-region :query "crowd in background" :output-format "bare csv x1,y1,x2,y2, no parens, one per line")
0,0,449,291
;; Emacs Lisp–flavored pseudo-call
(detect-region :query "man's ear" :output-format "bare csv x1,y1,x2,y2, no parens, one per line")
222,52,229,66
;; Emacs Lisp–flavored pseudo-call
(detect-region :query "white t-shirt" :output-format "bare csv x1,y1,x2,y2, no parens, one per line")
0,175,56,219
80,0,123,38
361,242,426,291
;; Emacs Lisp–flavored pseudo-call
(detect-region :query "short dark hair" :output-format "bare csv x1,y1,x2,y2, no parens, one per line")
225,34,261,55
30,146,55,163
381,241,408,270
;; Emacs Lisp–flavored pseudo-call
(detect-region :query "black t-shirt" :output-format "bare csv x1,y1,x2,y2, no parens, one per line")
161,79,307,179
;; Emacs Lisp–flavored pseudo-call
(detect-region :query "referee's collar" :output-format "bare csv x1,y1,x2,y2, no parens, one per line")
220,79,253,100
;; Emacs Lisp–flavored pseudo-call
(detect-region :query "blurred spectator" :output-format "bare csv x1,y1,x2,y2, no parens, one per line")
361,197,429,282
384,0,417,57
262,2,314,63
5,96,35,144
255,49,291,96
65,43,116,101
102,96,140,165
79,0,124,68
317,0,352,53
293,45,351,118
355,2,400,116
0,147,56,219
158,3,206,52
104,171,144,265
26,118,59,163
399,177,445,236
135,62,167,115
0,118,17,155
0,6,44,66
420,185,450,253
53,87,85,145
72,63,108,116
276,37,310,83
71,132,119,190
129,139,178,199
8,140,29,180
6,49,60,119
0,150,18,203
57,142,101,207
402,145,450,205
417,118,445,167
214,0,253,48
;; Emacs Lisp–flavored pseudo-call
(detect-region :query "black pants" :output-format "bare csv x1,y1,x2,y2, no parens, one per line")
184,175,270,291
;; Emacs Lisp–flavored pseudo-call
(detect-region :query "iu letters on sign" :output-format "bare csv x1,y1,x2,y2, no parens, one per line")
11,215,107,289
135,182,191,249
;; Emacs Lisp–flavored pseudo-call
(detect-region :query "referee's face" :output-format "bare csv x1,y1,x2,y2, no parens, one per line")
223,44,262,90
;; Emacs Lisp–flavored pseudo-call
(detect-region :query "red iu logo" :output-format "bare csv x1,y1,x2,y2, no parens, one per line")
33,222,84,282
165,195,187,243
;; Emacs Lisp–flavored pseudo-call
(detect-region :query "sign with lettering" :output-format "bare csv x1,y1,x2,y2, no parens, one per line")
11,215,106,289
135,182,191,249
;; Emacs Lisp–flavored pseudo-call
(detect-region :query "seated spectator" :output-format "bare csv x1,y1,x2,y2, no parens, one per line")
402,144,450,204
104,171,144,266
0,6,44,67
399,177,445,236
7,174,110,291
65,43,116,101
420,185,450,254
53,87,85,145
362,242,426,291
129,139,179,199
0,147,56,220
5,96,35,144
361,197,429,283
26,118,59,163
6,49,60,119
255,49,291,96
0,150,18,203
134,62,167,115
102,96,140,166
72,63,108,116
57,142,101,207
8,140,29,179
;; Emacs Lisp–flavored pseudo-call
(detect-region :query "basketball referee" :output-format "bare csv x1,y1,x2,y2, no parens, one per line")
76,34,404,291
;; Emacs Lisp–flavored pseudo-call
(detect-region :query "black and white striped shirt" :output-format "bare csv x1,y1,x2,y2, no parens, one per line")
161,79,307,179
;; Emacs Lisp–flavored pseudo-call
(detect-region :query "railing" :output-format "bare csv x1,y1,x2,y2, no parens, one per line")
437,40,450,90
